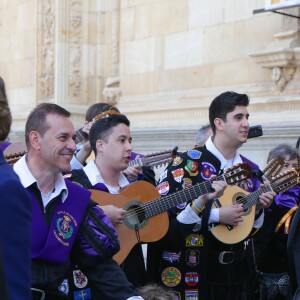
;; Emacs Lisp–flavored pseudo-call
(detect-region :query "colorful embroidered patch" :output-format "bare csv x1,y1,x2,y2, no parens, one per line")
185,234,204,247
186,250,200,268
238,179,254,192
161,267,181,287
172,156,183,166
162,251,181,263
182,177,193,189
74,288,91,300
185,272,199,287
187,150,202,160
185,160,199,176
73,269,88,288
54,211,77,246
156,181,170,196
192,223,202,232
58,279,69,295
172,168,184,183
185,289,198,299
200,162,216,180
176,202,187,210
159,170,168,181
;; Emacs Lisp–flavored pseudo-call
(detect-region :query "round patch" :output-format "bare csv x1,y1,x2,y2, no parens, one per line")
54,211,77,246
156,181,170,196
161,267,182,287
200,162,216,180
187,150,202,160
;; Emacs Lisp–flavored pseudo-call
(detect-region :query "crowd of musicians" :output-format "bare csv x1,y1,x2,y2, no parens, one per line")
1,74,300,300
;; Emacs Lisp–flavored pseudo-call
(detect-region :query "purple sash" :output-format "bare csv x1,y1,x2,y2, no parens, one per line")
93,182,109,193
0,141,11,151
30,180,91,264
130,151,144,160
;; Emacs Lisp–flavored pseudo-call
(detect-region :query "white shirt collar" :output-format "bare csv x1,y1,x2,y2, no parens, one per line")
205,136,242,171
14,155,68,207
83,160,129,189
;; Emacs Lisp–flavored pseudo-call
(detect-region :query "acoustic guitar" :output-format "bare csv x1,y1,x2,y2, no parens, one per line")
90,162,252,264
4,141,27,165
210,168,300,244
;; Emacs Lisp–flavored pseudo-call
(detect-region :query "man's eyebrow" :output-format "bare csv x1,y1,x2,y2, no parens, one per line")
55,132,70,138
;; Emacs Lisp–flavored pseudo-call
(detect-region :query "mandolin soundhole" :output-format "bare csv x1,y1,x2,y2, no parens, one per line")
234,192,251,216
124,201,147,230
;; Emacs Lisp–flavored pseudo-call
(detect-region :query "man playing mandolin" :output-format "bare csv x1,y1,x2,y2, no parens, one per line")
147,91,275,300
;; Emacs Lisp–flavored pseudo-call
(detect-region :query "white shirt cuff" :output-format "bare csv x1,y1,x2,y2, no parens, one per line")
253,209,264,228
70,155,84,170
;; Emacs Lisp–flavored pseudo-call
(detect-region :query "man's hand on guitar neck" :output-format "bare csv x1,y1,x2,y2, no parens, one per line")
123,155,143,182
256,182,276,210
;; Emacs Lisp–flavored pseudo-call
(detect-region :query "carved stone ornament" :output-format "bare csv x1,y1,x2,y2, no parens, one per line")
249,29,300,93
102,77,121,105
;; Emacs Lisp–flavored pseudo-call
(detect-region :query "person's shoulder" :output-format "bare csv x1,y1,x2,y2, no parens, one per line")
240,155,260,170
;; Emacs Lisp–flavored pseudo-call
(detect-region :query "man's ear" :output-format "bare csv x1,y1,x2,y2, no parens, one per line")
29,131,42,150
214,118,224,131
96,139,105,153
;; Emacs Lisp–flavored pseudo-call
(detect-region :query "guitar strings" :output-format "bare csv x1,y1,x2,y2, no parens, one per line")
123,168,246,221
124,172,298,222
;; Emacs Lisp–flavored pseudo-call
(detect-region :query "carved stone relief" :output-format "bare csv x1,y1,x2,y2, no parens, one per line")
103,0,121,105
40,0,55,101
69,1,82,100
250,9,300,94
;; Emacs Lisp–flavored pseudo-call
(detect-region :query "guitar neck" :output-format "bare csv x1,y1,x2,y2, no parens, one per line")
128,150,174,168
75,128,88,144
242,185,273,210
144,173,225,218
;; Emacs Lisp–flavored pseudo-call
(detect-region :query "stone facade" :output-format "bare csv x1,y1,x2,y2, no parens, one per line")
1,0,300,168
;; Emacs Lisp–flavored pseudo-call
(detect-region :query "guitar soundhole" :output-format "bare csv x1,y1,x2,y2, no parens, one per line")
124,201,147,230
234,193,251,216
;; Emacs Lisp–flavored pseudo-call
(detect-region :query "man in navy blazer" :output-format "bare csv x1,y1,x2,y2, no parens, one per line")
0,76,32,300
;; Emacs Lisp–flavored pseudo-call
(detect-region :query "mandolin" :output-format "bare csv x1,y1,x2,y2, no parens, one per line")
90,162,252,264
210,168,300,244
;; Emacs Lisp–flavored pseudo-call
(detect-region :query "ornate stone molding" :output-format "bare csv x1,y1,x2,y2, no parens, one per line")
103,0,121,104
39,0,55,101
69,1,82,100
102,77,121,105
250,29,300,93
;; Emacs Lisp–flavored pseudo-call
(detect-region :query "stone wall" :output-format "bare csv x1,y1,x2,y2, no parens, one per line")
1,0,300,170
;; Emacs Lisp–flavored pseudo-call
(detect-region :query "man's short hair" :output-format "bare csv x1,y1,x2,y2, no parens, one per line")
89,114,130,155
85,103,120,122
25,103,71,147
209,91,249,134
